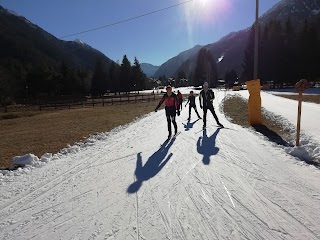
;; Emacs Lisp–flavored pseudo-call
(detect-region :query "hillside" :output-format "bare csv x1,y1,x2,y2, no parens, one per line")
153,45,202,78
140,63,159,77
156,0,320,79
0,5,114,97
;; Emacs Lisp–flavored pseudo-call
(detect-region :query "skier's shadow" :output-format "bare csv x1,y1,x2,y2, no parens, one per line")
197,128,220,165
127,138,176,193
182,119,200,131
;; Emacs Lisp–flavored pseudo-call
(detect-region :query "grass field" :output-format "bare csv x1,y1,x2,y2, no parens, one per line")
0,101,160,169
223,95,293,144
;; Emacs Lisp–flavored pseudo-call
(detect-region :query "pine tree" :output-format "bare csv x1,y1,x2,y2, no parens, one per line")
77,68,89,95
109,62,120,94
0,67,11,112
224,70,238,88
270,21,286,87
299,20,319,81
193,48,218,87
283,18,299,85
242,24,263,83
242,25,255,82
131,57,146,92
91,59,107,96
119,55,131,93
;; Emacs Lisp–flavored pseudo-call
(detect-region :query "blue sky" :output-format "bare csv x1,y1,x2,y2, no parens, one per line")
0,0,280,66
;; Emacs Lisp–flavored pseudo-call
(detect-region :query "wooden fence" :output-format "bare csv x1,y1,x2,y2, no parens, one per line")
38,93,163,111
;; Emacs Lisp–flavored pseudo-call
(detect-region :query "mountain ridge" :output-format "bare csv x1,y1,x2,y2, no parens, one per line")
156,0,320,79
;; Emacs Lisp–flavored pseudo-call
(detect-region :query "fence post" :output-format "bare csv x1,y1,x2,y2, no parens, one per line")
135,95,137,103
296,91,303,146
112,97,113,105
295,79,309,146
148,94,150,101
102,98,105,107
120,95,122,104
128,95,130,103
55,102,57,110
92,98,94,107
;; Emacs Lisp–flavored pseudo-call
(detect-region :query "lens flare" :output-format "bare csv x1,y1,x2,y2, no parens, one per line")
198,0,209,7
182,0,232,45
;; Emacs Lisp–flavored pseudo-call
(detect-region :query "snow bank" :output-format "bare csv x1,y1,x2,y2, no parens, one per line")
232,91,320,166
13,153,39,166
0,112,153,179
261,100,320,165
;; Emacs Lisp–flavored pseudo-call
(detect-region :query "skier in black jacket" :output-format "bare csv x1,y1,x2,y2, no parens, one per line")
185,90,201,121
199,82,224,129
155,85,180,138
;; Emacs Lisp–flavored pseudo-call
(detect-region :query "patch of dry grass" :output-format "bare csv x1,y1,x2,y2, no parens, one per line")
223,95,320,166
223,95,293,143
0,101,160,169
277,94,320,104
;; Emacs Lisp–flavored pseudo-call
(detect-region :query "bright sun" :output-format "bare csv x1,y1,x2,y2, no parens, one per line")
196,0,222,10
184,0,230,28
191,0,220,15
198,0,209,7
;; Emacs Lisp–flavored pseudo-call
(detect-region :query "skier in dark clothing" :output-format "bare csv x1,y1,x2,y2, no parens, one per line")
185,90,201,121
199,82,224,129
155,85,180,138
177,90,183,111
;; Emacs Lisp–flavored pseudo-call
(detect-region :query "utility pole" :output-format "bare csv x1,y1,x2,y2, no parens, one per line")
254,0,259,80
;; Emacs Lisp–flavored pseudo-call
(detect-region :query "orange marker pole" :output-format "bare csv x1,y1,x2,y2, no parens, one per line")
296,91,303,146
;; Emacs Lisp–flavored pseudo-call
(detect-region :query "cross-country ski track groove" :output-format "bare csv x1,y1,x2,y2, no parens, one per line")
0,90,320,240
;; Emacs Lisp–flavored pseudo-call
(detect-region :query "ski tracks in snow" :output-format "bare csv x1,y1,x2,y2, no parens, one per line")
1,92,320,239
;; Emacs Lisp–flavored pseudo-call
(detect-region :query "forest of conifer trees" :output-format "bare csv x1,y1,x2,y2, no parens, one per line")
2,12,320,108
0,54,148,107
242,17,320,87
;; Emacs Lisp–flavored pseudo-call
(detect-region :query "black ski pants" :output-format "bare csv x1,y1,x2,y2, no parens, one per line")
165,106,177,134
178,100,183,111
203,104,220,127
189,104,200,119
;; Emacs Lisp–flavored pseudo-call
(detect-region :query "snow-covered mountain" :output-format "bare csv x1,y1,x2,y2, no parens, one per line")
157,0,320,79
140,63,159,77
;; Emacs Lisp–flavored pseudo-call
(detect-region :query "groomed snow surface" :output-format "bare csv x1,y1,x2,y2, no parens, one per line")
0,89,320,240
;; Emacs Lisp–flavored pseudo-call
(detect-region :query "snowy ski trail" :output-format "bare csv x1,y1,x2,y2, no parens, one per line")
0,90,320,240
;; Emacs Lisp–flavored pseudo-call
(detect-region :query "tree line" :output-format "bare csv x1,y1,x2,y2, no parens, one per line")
3,16,320,107
242,16,320,87
0,54,148,106
91,55,147,96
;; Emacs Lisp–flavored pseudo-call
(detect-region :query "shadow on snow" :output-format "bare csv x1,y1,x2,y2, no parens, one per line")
127,138,176,193
252,124,292,147
197,128,221,165
182,119,200,131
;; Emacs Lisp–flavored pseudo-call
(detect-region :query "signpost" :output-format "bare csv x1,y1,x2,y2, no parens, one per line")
294,79,309,146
